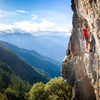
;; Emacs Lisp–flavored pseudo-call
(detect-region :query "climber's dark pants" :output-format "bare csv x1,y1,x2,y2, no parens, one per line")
85,37,92,50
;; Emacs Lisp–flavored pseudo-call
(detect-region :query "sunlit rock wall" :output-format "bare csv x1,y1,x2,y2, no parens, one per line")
61,0,100,100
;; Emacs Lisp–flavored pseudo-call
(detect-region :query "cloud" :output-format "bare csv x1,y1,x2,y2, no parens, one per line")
31,14,37,17
13,19,57,32
0,19,72,36
32,17,37,20
0,10,4,13
0,14,2,17
16,10,29,14
0,10,3,17
31,14,37,20
50,18,53,20
0,10,16,17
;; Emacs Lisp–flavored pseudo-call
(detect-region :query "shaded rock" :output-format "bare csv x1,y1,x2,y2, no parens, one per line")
72,77,96,100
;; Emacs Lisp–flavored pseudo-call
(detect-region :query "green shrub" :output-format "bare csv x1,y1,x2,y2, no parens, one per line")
29,77,72,100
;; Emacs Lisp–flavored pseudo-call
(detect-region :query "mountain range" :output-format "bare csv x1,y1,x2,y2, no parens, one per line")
0,41,61,78
0,46,49,84
0,33,68,59
0,33,69,84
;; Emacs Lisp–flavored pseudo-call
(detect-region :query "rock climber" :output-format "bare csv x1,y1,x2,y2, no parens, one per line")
83,20,92,52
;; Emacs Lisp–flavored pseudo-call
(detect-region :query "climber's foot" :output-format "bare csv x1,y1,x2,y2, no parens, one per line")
85,51,89,53
89,49,92,52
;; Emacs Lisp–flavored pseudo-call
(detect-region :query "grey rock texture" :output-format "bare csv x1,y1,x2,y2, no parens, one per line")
61,0,100,100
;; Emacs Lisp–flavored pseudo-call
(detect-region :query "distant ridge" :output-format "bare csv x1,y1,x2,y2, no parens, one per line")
0,33,66,59
0,41,61,78
0,45,49,84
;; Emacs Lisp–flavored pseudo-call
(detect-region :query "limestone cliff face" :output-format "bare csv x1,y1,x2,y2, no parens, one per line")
61,0,100,100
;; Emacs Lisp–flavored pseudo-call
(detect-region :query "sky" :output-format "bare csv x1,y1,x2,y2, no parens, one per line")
0,0,73,37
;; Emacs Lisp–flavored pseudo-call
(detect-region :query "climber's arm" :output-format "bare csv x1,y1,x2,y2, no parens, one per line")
83,20,86,29
88,32,90,35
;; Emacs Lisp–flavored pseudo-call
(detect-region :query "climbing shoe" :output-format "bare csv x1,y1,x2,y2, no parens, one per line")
89,49,92,52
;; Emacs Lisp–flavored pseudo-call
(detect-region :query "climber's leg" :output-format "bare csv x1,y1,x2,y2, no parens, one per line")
88,41,92,51
85,38,88,52
87,39,92,51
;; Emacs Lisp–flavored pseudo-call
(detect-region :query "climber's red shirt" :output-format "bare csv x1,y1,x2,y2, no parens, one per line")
83,28,89,38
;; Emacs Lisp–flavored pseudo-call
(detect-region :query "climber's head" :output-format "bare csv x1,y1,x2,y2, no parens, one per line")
85,26,88,29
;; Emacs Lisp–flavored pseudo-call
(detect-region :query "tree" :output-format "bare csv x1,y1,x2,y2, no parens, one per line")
45,77,72,100
0,92,8,100
0,74,5,93
17,82,26,100
5,88,17,100
5,87,26,100
29,82,48,100
29,77,72,100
